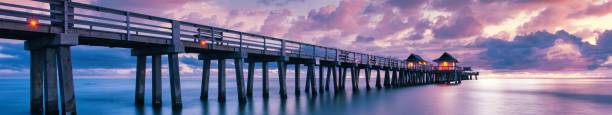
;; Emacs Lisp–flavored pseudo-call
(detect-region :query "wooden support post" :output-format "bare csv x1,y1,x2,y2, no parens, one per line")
247,61,254,97
262,62,269,98
400,69,404,86
332,65,338,92
30,49,44,114
375,68,381,89
365,67,371,90
325,65,332,91
352,66,359,91
318,65,324,93
304,64,311,93
201,59,211,100
218,59,226,102
294,64,300,95
307,63,317,96
234,59,247,103
391,69,397,87
384,68,390,88
44,48,59,115
336,66,342,91
135,55,146,105
168,53,183,108
341,66,348,90
152,55,162,106
350,66,356,90
278,61,288,98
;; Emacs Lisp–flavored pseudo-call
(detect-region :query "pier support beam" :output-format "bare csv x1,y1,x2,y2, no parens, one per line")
278,61,288,98
262,62,269,98
218,59,226,102
57,46,77,115
384,68,390,88
30,49,44,114
152,55,162,106
325,65,332,91
341,66,348,90
375,68,382,89
355,67,360,90
43,48,59,114
135,56,146,105
168,53,183,108
318,65,324,93
351,66,357,90
294,64,301,95
234,58,246,103
305,64,311,93
201,59,211,100
246,61,255,97
307,63,317,96
332,65,338,92
26,33,79,115
365,67,371,90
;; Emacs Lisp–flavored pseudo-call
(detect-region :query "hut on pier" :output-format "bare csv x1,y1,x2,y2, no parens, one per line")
433,52,458,70
405,54,428,69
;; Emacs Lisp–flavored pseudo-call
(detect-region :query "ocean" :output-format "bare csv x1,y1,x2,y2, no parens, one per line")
0,78,611,115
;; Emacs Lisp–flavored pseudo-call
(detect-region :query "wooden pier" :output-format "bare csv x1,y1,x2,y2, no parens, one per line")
0,0,479,114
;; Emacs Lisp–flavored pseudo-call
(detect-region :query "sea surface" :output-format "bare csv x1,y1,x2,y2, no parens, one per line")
0,78,611,115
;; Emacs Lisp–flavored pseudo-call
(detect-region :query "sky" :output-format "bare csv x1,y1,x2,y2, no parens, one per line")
0,0,611,78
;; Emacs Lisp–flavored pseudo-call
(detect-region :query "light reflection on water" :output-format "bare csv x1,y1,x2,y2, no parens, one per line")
1,78,611,115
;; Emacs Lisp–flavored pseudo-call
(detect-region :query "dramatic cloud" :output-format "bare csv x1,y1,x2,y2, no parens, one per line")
476,30,611,71
2,0,612,77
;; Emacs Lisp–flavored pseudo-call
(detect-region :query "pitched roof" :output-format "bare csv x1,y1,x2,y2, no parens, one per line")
405,54,427,62
433,52,459,63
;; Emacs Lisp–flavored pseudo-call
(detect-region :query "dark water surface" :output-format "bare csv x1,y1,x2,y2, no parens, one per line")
1,78,611,115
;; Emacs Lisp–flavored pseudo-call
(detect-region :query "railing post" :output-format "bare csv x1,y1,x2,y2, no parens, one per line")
239,33,243,53
125,12,131,40
263,37,267,53
281,40,285,56
211,27,216,48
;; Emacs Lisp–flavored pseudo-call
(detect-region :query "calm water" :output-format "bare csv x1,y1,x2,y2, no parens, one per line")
1,78,611,115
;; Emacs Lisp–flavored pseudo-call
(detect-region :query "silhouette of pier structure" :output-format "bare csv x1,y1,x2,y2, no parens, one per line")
0,0,479,114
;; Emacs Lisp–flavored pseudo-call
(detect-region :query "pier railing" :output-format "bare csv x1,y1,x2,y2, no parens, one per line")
0,0,411,67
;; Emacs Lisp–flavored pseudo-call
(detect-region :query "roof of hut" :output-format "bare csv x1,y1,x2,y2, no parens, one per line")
405,54,427,62
433,52,459,63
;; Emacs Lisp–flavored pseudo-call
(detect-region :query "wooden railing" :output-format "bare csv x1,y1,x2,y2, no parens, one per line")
0,0,432,68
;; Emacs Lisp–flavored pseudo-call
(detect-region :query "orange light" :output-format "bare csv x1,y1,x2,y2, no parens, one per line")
27,18,38,28
199,40,207,46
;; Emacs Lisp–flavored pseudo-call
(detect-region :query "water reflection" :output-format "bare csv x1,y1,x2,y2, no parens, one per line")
2,79,612,115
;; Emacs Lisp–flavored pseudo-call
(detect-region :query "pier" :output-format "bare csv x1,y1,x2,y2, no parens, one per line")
0,0,479,115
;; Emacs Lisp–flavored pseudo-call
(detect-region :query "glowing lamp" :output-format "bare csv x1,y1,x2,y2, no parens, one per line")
27,18,39,28
199,40,207,46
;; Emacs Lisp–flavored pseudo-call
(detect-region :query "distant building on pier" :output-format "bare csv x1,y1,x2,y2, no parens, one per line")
433,52,458,70
405,54,429,69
